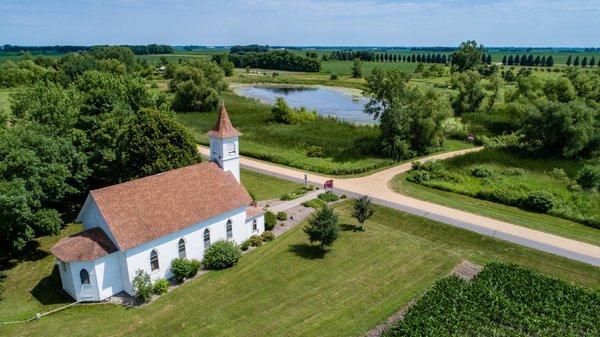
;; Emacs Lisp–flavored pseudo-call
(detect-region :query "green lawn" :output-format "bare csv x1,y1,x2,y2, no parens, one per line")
1,200,598,336
177,90,472,176
241,168,301,200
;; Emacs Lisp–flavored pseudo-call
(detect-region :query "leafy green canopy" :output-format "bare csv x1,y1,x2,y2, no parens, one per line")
303,205,339,248
364,68,451,160
168,59,227,112
2,65,201,256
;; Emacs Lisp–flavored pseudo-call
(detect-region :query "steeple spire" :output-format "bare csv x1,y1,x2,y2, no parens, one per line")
207,102,241,139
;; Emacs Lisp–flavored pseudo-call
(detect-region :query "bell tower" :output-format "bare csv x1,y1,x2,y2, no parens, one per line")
207,102,241,182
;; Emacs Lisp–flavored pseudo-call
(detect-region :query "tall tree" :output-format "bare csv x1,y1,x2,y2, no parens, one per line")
451,70,486,114
590,56,596,67
486,54,492,64
546,55,554,67
502,55,507,65
566,55,572,66
581,57,588,67
540,56,546,66
351,58,363,78
507,55,514,65
352,196,374,231
573,56,580,66
304,205,339,249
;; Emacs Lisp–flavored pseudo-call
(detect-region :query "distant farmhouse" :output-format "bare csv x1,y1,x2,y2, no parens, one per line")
51,104,264,301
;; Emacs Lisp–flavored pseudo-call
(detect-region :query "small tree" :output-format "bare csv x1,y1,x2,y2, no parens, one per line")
352,196,374,231
351,58,363,78
303,205,339,249
132,269,152,303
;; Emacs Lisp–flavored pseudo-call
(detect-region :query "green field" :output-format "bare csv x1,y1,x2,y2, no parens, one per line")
1,200,598,336
384,262,600,336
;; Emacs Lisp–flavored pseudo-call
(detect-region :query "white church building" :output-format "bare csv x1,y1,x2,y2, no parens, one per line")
51,103,264,302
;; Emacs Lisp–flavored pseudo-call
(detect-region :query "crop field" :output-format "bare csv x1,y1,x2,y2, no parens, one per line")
401,149,600,233
0,201,598,337
384,262,600,336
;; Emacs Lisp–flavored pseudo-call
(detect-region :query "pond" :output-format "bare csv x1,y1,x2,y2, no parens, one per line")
232,84,376,124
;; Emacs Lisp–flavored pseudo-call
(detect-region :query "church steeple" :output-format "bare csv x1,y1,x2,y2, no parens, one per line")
207,102,241,139
208,102,241,182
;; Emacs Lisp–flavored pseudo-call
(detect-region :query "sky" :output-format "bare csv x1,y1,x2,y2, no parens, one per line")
0,0,599,47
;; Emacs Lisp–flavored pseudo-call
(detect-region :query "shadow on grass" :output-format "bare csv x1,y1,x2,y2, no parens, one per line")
339,223,364,232
31,265,71,305
288,243,327,260
0,241,48,271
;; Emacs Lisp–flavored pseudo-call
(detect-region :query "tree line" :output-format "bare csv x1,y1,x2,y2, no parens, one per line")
229,50,321,72
565,55,598,67
501,54,554,67
1,44,173,55
0,46,212,256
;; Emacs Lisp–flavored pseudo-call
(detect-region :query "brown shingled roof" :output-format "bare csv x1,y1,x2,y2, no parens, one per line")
51,227,118,262
88,162,252,251
206,103,241,138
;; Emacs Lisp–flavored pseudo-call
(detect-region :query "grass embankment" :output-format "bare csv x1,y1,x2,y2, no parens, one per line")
392,149,600,245
384,262,600,336
1,200,598,336
177,91,472,176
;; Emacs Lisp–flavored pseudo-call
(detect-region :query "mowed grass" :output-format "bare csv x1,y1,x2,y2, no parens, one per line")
177,91,397,175
1,201,598,337
241,168,302,200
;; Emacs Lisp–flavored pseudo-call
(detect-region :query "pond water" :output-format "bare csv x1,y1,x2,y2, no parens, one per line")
232,85,376,124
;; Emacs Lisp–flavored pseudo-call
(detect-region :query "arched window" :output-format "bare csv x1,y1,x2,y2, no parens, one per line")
80,268,90,285
150,249,159,271
203,228,211,249
226,219,233,239
252,219,258,232
178,238,186,258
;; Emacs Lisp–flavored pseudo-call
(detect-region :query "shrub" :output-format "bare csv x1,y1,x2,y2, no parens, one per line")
576,165,600,190
330,73,339,80
302,198,326,209
406,170,432,183
276,211,287,221
202,240,242,270
523,191,557,213
470,165,494,178
340,194,347,199
170,258,201,282
271,97,317,124
264,211,276,230
152,278,169,295
240,240,251,251
318,191,339,202
248,235,263,247
473,135,489,146
411,160,443,172
132,269,152,303
261,231,275,242
442,117,468,140
503,167,525,176
306,145,325,158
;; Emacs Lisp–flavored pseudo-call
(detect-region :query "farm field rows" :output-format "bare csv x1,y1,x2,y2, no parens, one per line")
1,200,598,337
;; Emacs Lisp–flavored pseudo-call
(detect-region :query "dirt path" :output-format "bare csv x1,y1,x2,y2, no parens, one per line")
198,146,600,266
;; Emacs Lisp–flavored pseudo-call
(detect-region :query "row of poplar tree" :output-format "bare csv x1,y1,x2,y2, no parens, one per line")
501,54,554,67
565,55,598,67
